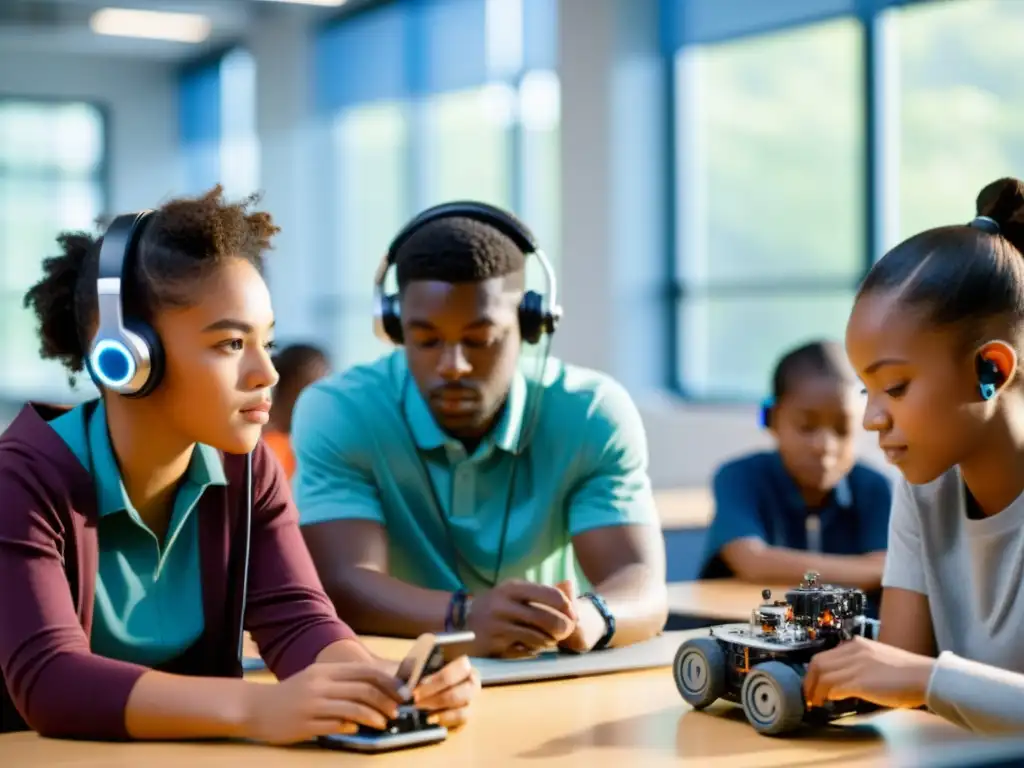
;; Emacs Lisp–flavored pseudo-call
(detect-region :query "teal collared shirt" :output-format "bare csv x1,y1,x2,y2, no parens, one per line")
49,400,227,666
292,350,657,593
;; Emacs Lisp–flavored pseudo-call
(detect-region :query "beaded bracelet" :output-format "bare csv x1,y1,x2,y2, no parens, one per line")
445,588,469,632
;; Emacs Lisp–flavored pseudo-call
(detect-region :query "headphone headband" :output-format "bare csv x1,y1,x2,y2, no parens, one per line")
386,201,538,261
97,211,153,284
372,201,562,345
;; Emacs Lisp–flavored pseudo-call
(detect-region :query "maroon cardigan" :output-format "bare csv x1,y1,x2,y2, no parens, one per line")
0,403,355,739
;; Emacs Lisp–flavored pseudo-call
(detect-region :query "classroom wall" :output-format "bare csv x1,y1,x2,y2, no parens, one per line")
0,2,891,490
0,50,180,213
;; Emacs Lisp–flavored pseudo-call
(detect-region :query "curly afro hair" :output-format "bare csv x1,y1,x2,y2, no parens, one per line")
23,184,280,383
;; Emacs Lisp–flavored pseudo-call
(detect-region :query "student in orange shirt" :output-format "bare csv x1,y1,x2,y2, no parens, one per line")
265,344,331,478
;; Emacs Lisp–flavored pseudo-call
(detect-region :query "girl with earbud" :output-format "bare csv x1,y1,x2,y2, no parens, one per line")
803,177,1024,734
0,186,478,742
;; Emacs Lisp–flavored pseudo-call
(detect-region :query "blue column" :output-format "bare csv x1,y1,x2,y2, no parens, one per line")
178,59,223,193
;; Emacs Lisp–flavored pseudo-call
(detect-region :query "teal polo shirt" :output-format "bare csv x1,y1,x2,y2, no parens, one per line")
292,350,656,593
49,400,227,666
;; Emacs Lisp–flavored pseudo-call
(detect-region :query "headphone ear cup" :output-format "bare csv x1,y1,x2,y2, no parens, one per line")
759,397,774,429
381,294,404,344
518,291,544,345
86,333,143,395
123,321,164,398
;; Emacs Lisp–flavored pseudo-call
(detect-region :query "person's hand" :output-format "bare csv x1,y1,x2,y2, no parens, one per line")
242,661,408,745
412,654,481,729
804,636,936,709
466,579,577,658
553,580,606,653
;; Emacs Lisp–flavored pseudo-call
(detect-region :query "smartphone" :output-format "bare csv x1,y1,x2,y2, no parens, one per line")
396,631,476,690
318,725,448,753
316,631,475,754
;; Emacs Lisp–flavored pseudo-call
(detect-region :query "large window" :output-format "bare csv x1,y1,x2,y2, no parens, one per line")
669,0,1024,402
894,0,1024,243
517,68,561,279
673,18,864,400
419,85,515,210
0,99,107,400
218,48,259,199
315,0,559,370
179,48,258,197
330,102,409,366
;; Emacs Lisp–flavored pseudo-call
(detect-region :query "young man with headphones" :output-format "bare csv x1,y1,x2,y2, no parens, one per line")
0,187,476,741
294,202,669,659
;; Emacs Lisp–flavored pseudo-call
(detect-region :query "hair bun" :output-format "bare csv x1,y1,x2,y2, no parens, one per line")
976,177,1024,253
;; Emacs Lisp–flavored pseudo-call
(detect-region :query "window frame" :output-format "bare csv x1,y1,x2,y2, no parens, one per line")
0,95,110,405
665,0,937,402
0,93,111,205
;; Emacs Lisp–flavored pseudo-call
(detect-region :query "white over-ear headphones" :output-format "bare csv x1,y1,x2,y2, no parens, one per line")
85,210,165,397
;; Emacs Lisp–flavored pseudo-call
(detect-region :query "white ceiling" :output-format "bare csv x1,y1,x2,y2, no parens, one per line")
0,0,366,62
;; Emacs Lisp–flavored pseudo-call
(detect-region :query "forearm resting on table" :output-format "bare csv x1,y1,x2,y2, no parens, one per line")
316,637,399,674
324,565,453,638
721,539,885,591
124,670,255,740
928,652,1024,735
589,563,669,648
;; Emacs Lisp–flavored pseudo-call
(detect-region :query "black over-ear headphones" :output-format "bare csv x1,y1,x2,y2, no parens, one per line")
372,201,563,345
86,211,165,397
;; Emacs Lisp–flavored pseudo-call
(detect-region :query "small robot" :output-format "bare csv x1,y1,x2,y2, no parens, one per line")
672,571,879,735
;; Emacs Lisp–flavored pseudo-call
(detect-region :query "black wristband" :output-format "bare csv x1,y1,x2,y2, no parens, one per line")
582,592,615,651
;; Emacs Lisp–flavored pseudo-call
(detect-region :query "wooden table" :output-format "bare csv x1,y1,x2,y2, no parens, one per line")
0,633,1008,767
668,579,790,622
245,579,781,660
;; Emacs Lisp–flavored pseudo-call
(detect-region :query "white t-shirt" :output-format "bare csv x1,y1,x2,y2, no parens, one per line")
883,468,1024,734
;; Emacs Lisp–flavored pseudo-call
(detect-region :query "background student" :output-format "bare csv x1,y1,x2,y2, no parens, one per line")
293,203,669,659
0,187,476,742
805,177,1024,735
264,343,331,478
699,340,892,593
